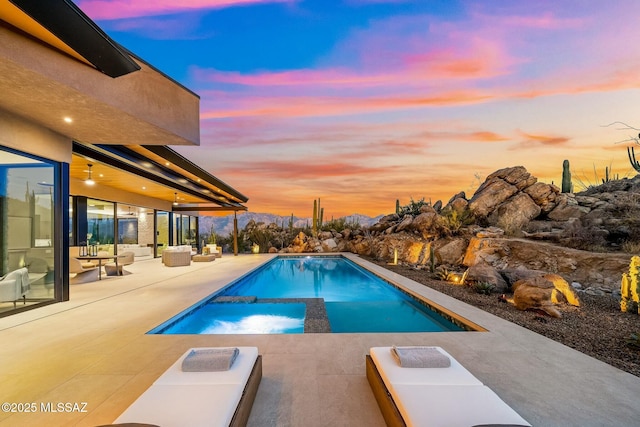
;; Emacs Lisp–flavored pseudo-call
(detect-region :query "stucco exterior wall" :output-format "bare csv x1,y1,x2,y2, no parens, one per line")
0,108,71,163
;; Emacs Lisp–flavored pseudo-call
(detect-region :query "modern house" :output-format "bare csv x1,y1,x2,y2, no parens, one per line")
0,0,248,316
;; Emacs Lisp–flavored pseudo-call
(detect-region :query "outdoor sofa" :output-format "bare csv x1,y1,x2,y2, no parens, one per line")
162,245,194,267
114,346,262,427
366,346,531,427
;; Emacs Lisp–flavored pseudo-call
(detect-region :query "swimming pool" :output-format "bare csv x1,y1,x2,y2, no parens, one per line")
151,255,475,334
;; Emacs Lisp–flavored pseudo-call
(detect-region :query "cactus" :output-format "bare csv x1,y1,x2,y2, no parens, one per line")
628,146,640,173
561,159,572,193
312,199,318,236
396,199,400,214
319,207,324,228
602,166,619,184
289,213,294,232
427,243,436,273
621,256,640,314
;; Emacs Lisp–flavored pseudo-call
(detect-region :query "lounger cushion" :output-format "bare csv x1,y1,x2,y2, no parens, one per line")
115,347,260,427
392,384,531,427
154,346,258,386
370,346,482,386
115,384,241,427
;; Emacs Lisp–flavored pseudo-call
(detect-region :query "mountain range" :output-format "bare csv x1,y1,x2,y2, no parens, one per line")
198,212,384,236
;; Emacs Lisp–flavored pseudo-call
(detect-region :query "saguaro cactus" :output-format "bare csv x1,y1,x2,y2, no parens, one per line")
395,199,400,214
312,199,318,236
561,159,572,193
621,256,640,313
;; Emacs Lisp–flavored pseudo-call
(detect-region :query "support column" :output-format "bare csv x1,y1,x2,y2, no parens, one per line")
0,168,7,275
233,211,238,256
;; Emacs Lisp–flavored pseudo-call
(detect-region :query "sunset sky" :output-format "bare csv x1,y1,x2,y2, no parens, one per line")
76,0,640,218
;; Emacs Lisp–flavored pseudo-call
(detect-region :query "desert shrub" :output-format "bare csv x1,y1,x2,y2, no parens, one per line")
248,228,275,253
321,217,361,233
615,193,640,243
473,281,495,295
626,332,640,350
440,207,474,235
561,220,608,252
435,265,455,281
398,197,431,216
622,240,640,255
217,229,250,253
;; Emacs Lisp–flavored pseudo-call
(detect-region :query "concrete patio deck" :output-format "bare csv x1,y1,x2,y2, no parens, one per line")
0,253,638,426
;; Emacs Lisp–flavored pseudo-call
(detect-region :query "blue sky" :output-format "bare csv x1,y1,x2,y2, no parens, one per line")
76,0,640,217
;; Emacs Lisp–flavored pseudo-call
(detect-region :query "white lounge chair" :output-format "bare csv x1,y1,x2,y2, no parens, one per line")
366,346,531,427
0,267,29,308
114,346,262,427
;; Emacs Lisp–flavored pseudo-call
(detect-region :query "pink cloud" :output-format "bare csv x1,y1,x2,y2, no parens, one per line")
192,67,395,88
105,14,209,39
199,90,492,119
78,0,296,20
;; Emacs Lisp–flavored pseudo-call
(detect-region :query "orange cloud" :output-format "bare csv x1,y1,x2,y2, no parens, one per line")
221,160,397,180
508,131,571,150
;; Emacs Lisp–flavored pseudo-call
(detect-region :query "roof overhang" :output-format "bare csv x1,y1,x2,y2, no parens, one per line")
72,142,248,210
3,0,140,77
0,0,200,147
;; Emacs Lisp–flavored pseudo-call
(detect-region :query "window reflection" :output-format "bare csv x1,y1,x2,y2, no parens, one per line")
86,199,114,255
0,148,56,314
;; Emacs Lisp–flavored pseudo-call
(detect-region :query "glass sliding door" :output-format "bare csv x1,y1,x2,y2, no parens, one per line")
0,147,57,315
116,204,153,259
156,211,169,257
87,199,114,255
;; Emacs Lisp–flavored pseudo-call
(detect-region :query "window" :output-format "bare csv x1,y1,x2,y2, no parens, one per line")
0,148,57,314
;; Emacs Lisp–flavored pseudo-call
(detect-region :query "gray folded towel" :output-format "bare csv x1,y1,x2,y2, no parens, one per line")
391,346,451,368
181,347,239,372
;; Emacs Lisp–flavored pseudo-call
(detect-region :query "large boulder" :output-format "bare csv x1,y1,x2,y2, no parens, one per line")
410,211,441,237
508,273,580,318
321,238,338,252
524,182,560,214
463,237,629,289
360,235,434,265
467,263,509,293
488,193,541,232
468,179,519,218
435,238,469,265
395,215,414,232
469,166,537,218
547,193,588,221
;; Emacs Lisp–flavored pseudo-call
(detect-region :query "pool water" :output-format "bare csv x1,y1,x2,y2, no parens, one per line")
152,256,465,334
160,303,306,334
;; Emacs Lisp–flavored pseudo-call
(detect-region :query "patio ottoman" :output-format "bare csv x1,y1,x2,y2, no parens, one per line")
193,254,216,262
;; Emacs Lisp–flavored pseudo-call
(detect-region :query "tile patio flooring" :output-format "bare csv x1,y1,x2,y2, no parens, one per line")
0,253,639,426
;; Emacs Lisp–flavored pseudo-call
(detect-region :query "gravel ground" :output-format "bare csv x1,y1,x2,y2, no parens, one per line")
372,259,640,378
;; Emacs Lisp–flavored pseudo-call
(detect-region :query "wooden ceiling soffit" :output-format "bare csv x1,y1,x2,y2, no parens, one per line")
132,145,248,204
72,142,245,209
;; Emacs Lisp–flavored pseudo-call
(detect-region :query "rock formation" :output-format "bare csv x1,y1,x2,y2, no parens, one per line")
237,165,640,316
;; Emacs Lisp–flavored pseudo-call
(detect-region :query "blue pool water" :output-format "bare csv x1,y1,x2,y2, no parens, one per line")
151,256,465,334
